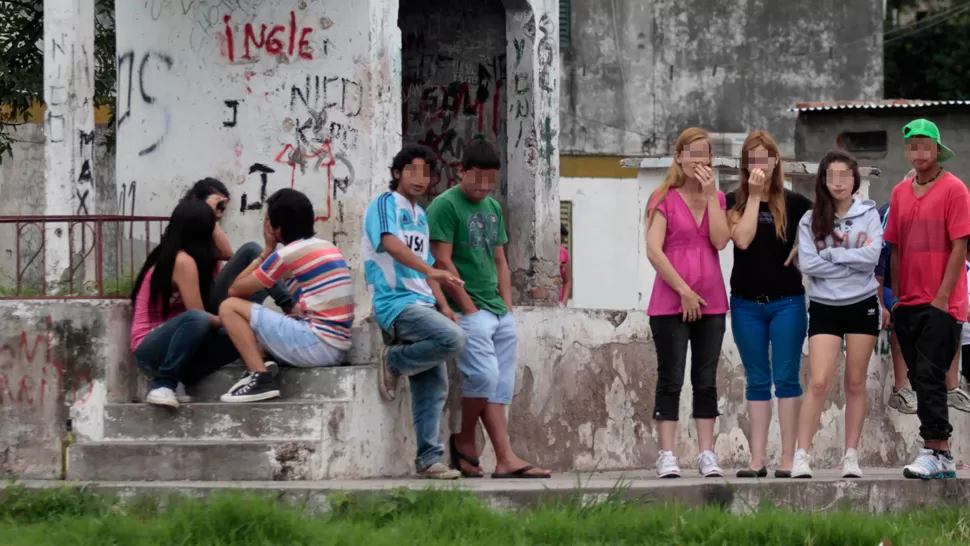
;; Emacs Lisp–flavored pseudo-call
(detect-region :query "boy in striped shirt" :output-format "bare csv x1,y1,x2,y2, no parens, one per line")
219,188,355,402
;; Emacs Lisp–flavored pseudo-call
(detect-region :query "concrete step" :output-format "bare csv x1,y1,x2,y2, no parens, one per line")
103,402,330,441
68,440,320,481
135,364,374,403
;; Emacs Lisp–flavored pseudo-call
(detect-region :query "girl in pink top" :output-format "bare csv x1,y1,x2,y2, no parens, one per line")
559,224,572,306
130,200,231,409
645,127,729,479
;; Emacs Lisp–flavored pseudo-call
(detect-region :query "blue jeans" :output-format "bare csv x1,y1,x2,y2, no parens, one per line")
385,304,467,471
210,242,295,314
457,310,518,404
730,295,807,401
134,309,239,390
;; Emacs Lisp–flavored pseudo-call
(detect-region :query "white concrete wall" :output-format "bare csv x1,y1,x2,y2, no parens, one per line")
115,1,371,250
560,169,734,311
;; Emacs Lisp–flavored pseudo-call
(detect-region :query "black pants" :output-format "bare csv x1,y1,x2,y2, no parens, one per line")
649,314,726,421
208,242,295,314
894,304,961,442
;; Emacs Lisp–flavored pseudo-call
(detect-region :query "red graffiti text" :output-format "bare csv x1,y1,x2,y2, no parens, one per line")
222,12,314,63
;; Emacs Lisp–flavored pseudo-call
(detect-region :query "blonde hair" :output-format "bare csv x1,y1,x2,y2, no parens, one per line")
646,127,711,222
731,130,788,241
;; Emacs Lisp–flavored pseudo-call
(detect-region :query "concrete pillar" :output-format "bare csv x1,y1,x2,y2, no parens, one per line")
505,1,560,306
44,0,96,288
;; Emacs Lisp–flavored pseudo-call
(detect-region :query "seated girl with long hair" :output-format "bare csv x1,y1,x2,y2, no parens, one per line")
129,200,243,408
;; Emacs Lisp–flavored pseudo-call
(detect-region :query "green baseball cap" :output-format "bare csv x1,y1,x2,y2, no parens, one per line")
902,118,954,163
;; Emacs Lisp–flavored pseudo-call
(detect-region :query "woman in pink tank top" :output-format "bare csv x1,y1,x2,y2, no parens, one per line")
131,200,232,409
645,127,729,479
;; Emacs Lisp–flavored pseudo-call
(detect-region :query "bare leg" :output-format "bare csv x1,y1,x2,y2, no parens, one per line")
844,334,877,450
777,396,801,470
695,418,715,453
482,403,549,475
891,331,908,390
746,400,771,469
218,298,268,373
797,334,842,451
454,397,487,475
658,420,678,453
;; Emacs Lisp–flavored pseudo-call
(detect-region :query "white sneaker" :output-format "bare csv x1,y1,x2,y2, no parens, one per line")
145,387,179,409
948,387,970,413
841,448,863,478
888,386,917,414
904,447,955,479
698,450,723,478
791,449,813,478
656,450,681,479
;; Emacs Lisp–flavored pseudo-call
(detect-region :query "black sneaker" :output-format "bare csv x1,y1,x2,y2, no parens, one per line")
220,371,280,403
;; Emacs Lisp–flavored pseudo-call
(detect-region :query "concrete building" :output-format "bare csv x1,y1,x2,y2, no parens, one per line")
793,99,970,205
558,0,884,159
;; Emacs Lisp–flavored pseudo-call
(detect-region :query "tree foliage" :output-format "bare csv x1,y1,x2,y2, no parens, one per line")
884,1,970,99
0,0,115,163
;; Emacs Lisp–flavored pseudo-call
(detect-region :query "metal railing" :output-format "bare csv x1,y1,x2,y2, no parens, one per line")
0,215,168,299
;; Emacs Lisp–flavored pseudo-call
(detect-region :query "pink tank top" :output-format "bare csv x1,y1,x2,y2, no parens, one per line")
130,267,186,352
646,189,729,316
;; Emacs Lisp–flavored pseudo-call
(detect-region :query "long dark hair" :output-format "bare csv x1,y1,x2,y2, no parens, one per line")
130,200,218,317
811,150,861,243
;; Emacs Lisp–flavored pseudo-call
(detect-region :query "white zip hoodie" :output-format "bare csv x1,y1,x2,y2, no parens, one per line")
797,199,883,306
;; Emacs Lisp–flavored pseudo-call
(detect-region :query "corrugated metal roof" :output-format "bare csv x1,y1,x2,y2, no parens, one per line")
790,99,970,112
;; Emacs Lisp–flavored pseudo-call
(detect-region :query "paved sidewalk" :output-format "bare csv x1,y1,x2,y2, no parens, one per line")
10,468,970,514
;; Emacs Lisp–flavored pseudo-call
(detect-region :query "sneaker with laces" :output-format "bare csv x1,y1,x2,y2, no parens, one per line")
841,448,863,478
888,387,917,414
656,450,681,479
903,448,952,479
378,345,399,402
698,450,723,478
947,387,970,413
145,387,179,409
220,371,281,403
226,362,280,393
791,449,813,478
417,462,461,480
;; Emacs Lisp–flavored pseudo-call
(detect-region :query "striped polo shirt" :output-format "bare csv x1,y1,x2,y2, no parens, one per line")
254,237,355,350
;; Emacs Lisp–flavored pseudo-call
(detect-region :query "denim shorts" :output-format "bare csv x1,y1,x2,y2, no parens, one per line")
457,310,518,404
250,304,345,367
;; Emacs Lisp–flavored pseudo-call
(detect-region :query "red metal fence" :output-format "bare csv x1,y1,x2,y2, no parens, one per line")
0,215,168,299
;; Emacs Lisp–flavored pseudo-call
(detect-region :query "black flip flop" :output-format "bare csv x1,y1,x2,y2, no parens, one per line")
491,464,551,479
449,434,483,478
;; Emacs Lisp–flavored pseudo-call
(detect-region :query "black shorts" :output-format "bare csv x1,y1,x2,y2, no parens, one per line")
808,295,881,338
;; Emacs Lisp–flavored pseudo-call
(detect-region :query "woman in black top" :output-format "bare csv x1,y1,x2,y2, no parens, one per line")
726,130,812,478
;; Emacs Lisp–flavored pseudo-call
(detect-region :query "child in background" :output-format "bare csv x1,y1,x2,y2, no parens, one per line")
559,224,572,307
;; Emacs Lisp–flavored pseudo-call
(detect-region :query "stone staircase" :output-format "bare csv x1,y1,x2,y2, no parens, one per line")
67,363,421,481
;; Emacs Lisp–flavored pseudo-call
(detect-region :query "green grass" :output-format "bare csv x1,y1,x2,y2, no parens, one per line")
2,484,970,545
0,275,134,298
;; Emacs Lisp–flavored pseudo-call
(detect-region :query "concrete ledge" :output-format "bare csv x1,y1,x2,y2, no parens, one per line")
13,469,970,515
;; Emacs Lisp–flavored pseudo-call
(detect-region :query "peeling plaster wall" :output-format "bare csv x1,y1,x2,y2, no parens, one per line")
560,0,884,157
0,300,133,479
4,299,963,479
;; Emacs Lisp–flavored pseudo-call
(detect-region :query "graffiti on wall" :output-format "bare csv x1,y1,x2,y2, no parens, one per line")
221,11,315,62
401,7,508,198
0,320,93,408
117,50,174,157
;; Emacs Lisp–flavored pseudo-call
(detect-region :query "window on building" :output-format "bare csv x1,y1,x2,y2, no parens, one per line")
560,200,572,253
837,131,888,159
560,0,571,49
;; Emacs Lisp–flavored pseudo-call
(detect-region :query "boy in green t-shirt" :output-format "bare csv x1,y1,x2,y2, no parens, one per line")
427,140,550,479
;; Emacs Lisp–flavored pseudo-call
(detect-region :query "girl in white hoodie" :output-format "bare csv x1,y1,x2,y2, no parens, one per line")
794,150,883,479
